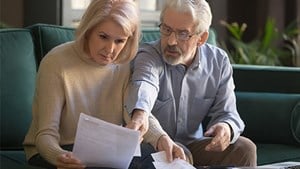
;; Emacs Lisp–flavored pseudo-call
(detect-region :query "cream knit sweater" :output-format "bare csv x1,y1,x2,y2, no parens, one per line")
23,41,165,165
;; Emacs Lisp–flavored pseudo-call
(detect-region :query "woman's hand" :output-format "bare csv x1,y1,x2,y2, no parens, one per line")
157,135,186,162
56,152,85,169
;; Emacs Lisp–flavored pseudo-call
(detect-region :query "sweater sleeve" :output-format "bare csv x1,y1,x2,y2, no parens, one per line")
33,54,69,165
123,104,166,150
143,113,167,149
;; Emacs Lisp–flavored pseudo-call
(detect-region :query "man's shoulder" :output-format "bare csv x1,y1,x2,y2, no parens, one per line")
200,43,229,63
136,40,163,62
198,43,231,69
138,40,160,53
201,43,227,55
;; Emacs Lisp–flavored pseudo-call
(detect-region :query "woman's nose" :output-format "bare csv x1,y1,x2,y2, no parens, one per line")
105,41,114,54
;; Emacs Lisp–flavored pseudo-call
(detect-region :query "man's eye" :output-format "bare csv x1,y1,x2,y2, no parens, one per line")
178,31,189,36
178,32,190,39
165,27,172,33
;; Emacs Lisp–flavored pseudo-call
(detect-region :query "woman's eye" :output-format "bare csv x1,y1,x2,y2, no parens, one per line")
99,34,108,39
115,39,126,44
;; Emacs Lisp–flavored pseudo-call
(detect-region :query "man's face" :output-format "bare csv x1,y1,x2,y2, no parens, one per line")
160,8,201,66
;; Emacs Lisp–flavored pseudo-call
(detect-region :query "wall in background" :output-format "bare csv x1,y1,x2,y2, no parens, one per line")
0,0,24,27
23,0,62,27
1,0,299,44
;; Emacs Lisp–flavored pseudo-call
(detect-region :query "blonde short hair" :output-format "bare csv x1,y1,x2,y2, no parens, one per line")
76,0,140,64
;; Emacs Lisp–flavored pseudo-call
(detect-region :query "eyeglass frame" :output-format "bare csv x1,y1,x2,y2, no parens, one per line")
158,23,199,41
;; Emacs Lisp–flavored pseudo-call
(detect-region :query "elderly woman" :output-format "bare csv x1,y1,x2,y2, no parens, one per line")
23,1,184,169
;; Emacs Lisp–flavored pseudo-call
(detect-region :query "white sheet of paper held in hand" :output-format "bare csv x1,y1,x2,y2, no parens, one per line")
151,151,196,169
73,113,140,169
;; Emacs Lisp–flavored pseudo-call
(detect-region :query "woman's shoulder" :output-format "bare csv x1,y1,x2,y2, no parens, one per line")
40,41,76,63
37,41,78,73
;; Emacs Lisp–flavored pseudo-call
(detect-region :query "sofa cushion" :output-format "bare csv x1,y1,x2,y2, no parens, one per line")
236,92,300,145
0,29,36,150
257,143,300,165
233,64,300,93
28,23,75,65
0,153,43,169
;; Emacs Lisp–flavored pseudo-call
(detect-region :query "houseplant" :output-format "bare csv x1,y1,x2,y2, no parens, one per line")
219,18,298,66
282,21,300,66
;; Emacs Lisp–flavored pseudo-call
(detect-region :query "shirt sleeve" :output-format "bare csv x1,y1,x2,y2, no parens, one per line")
125,44,162,115
206,51,245,144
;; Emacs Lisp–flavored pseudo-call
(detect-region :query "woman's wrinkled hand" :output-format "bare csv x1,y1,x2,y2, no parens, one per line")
56,152,85,169
157,135,186,162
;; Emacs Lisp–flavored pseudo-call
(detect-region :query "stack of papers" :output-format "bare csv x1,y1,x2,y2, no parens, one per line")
258,161,300,169
151,151,196,169
73,113,140,169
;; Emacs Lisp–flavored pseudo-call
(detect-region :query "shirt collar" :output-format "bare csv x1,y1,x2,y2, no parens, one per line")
189,46,202,71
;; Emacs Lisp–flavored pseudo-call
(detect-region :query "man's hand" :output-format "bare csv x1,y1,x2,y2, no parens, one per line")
56,152,85,169
125,109,149,142
204,122,231,152
157,135,186,162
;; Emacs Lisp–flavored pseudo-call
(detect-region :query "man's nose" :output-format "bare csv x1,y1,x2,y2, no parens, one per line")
167,32,178,46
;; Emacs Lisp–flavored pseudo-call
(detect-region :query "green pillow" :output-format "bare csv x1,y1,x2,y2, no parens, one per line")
27,23,75,66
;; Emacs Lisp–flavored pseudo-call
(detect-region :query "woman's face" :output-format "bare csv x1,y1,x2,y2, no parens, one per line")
87,20,129,65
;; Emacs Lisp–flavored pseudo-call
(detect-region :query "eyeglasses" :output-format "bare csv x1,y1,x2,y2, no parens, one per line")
158,23,198,41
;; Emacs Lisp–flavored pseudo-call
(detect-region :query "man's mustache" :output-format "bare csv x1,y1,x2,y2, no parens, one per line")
166,45,180,53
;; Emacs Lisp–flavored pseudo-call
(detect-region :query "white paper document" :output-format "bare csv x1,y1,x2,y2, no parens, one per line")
151,151,196,169
258,161,300,169
73,113,140,169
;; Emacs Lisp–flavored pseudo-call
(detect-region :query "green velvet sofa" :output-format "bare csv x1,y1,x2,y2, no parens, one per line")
1,23,299,169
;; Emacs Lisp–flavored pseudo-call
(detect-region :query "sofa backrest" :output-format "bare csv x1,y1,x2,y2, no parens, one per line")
233,64,300,93
0,29,37,150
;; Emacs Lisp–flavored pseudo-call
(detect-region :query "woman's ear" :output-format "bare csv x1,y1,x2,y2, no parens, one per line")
197,31,209,46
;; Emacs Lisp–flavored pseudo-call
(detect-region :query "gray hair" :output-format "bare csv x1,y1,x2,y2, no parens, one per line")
160,0,212,33
76,0,140,64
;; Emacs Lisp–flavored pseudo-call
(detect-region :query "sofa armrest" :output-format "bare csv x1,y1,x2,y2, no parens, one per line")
0,29,36,150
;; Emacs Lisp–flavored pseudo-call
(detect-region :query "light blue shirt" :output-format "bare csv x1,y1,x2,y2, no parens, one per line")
126,40,245,145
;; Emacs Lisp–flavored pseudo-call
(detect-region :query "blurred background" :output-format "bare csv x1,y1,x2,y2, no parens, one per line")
1,0,299,66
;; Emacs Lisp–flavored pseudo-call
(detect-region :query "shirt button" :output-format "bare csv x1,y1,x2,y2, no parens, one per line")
178,118,183,123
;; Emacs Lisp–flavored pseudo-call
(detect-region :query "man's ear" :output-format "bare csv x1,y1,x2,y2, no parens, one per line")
197,31,209,46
